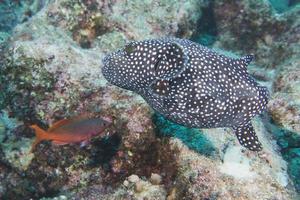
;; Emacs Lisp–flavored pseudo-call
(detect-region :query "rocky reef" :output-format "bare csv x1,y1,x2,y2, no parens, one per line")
208,0,300,194
0,0,47,43
0,0,300,199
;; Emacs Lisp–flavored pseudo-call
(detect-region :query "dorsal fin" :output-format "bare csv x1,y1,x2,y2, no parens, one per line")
240,54,254,66
47,119,71,132
48,114,90,132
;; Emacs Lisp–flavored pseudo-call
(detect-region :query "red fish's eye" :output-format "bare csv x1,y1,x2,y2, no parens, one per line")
102,121,110,126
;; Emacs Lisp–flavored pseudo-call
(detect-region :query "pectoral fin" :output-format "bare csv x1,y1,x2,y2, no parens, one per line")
233,122,262,151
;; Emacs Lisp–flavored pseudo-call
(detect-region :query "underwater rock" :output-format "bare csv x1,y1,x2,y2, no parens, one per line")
0,31,10,44
0,0,47,33
268,57,300,134
45,0,205,48
0,0,47,47
150,173,162,185
267,56,300,191
193,0,300,193
0,111,34,171
105,0,205,39
219,146,256,179
128,174,140,183
168,138,296,200
283,148,300,191
69,174,167,200
0,0,299,199
0,1,202,198
209,0,299,68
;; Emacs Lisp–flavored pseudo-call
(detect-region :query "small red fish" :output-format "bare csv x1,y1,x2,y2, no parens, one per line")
30,116,112,151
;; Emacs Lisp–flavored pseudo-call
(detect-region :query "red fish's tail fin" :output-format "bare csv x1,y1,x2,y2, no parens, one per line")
30,125,48,152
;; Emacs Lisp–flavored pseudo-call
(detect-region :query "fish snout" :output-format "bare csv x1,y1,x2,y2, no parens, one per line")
101,54,118,85
102,54,111,66
102,50,121,68
102,55,111,75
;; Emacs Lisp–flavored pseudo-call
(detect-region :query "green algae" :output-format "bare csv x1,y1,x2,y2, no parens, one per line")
0,110,18,131
266,122,300,193
0,110,34,171
283,148,300,191
152,113,216,157
58,0,111,48
0,119,5,143
0,50,56,120
73,12,110,48
2,137,34,171
0,32,10,44
60,0,85,28
95,31,127,52
280,130,300,149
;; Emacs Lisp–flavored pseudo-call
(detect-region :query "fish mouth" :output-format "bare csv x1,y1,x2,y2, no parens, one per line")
102,49,123,67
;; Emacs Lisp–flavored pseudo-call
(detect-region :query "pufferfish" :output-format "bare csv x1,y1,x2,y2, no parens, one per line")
102,38,269,151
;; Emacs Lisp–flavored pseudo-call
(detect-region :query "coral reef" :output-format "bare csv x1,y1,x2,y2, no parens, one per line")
0,0,300,199
0,0,47,45
167,139,294,200
269,57,300,133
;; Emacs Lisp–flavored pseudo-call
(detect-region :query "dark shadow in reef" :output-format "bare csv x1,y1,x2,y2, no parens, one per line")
88,133,121,169
152,113,217,157
190,0,218,46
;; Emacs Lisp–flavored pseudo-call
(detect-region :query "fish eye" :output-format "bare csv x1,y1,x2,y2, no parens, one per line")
103,121,109,126
124,44,136,55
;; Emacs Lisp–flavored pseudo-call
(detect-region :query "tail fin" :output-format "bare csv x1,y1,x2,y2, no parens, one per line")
30,125,48,152
258,86,269,110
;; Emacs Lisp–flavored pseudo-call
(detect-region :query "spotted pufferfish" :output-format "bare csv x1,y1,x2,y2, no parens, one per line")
102,38,269,151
